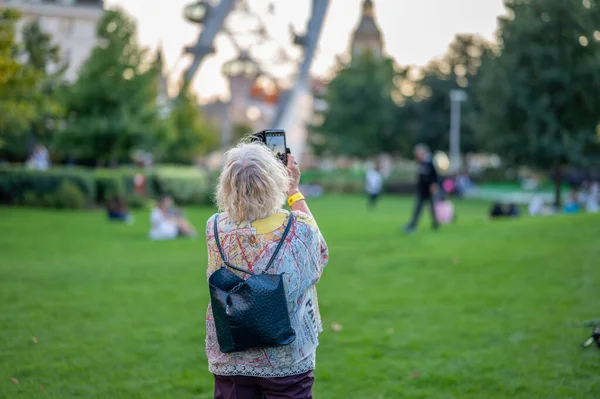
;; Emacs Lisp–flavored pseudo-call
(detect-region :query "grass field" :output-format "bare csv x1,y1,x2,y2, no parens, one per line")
1,196,600,399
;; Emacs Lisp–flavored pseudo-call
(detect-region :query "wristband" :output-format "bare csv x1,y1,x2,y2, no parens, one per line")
287,192,305,207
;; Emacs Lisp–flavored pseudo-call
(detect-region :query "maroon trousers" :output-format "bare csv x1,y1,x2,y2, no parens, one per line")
213,371,314,399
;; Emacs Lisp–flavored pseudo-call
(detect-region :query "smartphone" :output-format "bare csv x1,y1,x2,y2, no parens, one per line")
252,129,289,166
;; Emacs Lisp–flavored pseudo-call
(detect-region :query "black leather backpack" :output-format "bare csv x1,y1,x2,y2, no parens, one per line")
208,214,296,353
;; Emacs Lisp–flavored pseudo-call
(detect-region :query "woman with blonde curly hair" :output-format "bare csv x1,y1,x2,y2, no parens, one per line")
205,142,329,398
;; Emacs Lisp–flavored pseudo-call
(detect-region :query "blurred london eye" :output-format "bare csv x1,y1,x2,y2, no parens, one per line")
166,0,330,161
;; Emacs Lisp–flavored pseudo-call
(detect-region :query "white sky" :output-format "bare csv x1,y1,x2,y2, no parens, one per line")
104,0,507,101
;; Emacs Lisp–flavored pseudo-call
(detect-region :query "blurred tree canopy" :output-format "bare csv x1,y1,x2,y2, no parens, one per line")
22,20,63,74
56,8,166,166
312,36,491,159
311,53,401,158
474,0,600,205
160,84,220,164
22,20,66,154
233,122,253,144
402,34,491,154
0,9,57,161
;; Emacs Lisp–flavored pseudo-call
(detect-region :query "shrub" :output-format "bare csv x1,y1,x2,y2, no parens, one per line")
18,182,86,209
0,165,213,209
473,167,517,183
150,165,211,205
53,181,86,209
384,180,416,194
22,191,39,207
93,171,125,204
92,168,146,204
126,193,149,210
0,167,95,206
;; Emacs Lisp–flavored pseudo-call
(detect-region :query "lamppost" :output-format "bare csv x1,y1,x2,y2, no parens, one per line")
449,89,467,170
221,51,260,152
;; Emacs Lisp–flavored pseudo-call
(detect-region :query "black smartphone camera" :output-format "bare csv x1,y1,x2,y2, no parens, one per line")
252,129,290,166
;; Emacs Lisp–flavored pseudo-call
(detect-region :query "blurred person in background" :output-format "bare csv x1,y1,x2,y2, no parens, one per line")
403,144,440,233
506,203,520,217
489,202,520,219
585,181,599,213
365,161,383,209
490,202,505,219
26,144,50,171
149,196,196,240
564,188,581,214
529,195,549,216
206,142,328,398
106,197,133,224
455,171,475,198
442,177,456,196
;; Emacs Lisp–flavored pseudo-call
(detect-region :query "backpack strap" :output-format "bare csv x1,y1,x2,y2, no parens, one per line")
213,213,294,275
264,213,294,273
213,214,255,275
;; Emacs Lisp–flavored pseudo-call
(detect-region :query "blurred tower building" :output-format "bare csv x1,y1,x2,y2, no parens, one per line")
351,0,383,59
222,52,261,127
203,51,281,147
0,0,104,81
153,45,172,119
307,0,385,166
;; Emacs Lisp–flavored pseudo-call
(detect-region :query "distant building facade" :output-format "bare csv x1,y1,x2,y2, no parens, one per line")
152,46,173,119
202,53,281,144
351,0,383,59
1,0,104,81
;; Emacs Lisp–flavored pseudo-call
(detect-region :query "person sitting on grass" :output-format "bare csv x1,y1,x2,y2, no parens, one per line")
455,171,474,198
528,195,555,216
149,196,196,240
489,202,520,219
564,188,581,214
584,181,599,213
506,203,520,217
106,197,133,224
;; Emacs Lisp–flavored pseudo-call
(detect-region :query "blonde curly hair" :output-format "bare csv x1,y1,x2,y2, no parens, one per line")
216,142,290,224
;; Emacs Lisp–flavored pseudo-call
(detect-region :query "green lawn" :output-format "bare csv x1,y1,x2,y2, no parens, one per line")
1,196,599,398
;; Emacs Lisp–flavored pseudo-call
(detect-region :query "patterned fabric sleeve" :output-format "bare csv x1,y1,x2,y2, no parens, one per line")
292,211,329,288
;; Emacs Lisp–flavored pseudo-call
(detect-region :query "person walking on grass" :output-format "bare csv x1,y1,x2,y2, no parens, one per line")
365,161,383,210
206,142,329,398
403,143,440,233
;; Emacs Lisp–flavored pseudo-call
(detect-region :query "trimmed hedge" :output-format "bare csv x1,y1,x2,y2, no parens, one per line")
92,169,139,204
301,168,416,195
149,166,211,205
0,167,95,206
0,165,214,209
93,171,125,204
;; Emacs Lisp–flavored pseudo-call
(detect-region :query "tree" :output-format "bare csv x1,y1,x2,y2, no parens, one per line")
57,8,164,166
161,85,219,164
233,122,253,144
401,34,491,155
0,9,40,160
311,53,401,158
22,20,63,74
474,0,600,205
21,20,66,152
